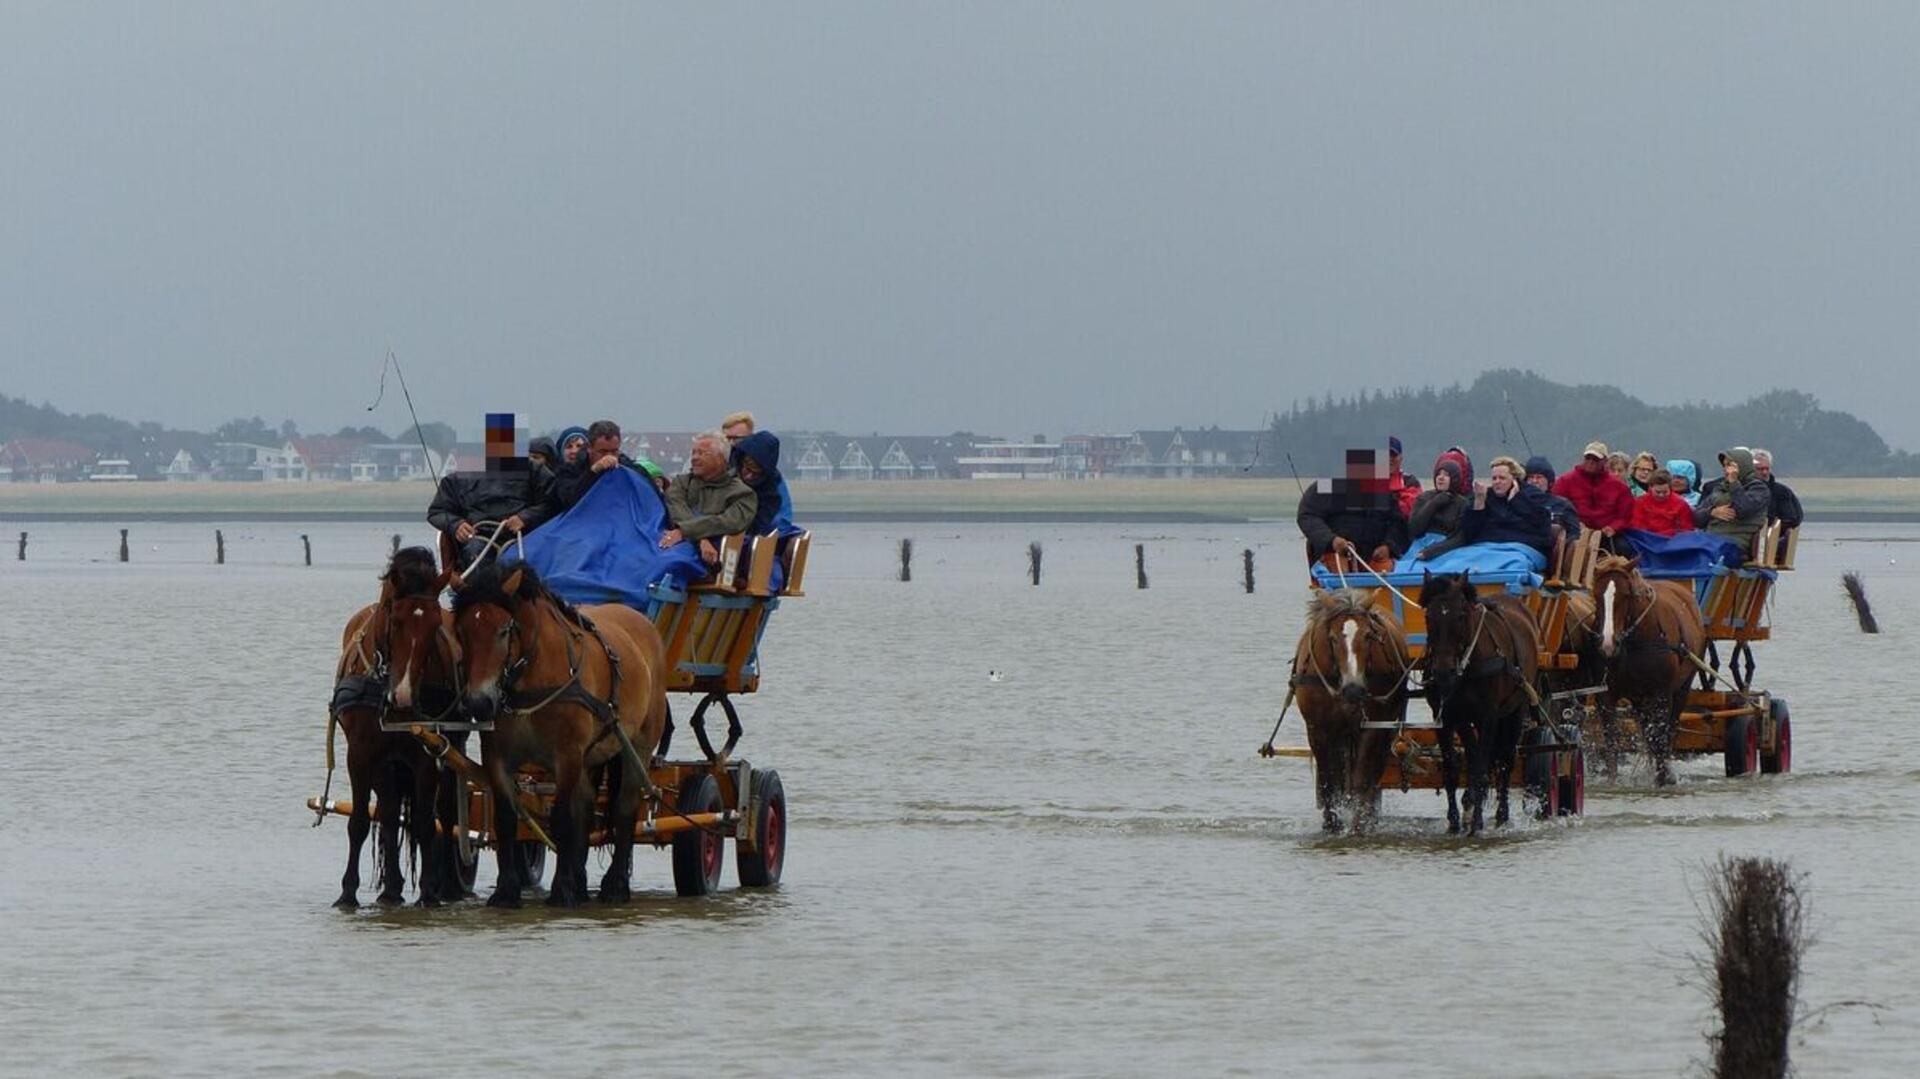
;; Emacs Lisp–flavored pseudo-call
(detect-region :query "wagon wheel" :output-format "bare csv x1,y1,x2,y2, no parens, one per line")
453,783,480,894
1760,698,1792,775
1557,746,1586,816
1723,712,1760,777
518,840,548,890
671,773,725,897
735,769,786,888
1522,728,1557,820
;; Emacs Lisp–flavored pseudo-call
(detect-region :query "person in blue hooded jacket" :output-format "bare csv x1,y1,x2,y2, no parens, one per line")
730,430,793,536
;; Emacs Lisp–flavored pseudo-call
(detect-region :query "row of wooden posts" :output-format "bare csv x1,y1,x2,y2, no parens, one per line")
14,530,406,565
897,537,1259,592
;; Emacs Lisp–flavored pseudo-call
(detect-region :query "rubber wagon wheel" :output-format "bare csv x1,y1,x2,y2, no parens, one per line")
1760,699,1793,775
453,785,480,894
517,839,548,890
736,769,786,887
671,773,725,897
1724,713,1760,777
1523,729,1558,820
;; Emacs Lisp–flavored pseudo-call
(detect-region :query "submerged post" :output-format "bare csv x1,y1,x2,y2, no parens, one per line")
215,530,225,565
1842,572,1878,633
899,537,913,582
119,529,129,562
1135,544,1147,589
1028,541,1042,586
16,531,24,561
302,534,312,566
1243,549,1255,593
1701,856,1805,1079
391,533,402,555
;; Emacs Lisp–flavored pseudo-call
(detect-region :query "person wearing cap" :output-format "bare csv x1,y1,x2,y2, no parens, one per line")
1552,441,1634,539
1750,449,1803,530
1386,436,1421,518
1522,456,1582,541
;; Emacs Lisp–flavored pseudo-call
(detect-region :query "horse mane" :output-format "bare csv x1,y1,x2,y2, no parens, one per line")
1304,589,1378,632
450,559,586,625
382,546,441,597
1592,554,1641,578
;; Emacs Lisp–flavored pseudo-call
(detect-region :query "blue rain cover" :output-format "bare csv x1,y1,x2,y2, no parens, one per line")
1616,529,1746,578
504,467,708,606
1312,534,1545,592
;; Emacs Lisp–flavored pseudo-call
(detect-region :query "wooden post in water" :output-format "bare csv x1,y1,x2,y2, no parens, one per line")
119,529,129,562
16,531,25,561
302,534,312,566
898,538,913,582
1027,542,1042,586
215,530,225,565
1134,544,1147,589
1842,572,1878,633
1243,549,1255,593
391,533,402,555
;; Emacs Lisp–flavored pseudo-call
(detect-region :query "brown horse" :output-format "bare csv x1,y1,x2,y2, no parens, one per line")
1291,590,1411,833
329,547,464,908
1590,555,1706,786
1419,572,1540,835
451,561,670,908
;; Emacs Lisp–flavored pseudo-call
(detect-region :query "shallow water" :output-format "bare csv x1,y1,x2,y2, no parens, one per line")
1,520,1915,1076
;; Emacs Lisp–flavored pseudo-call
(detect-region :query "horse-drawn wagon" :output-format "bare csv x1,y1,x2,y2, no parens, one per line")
310,473,809,907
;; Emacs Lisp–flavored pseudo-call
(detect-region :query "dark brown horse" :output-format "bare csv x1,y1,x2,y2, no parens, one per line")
1590,555,1706,786
329,547,464,908
1292,590,1411,833
451,561,670,908
1419,572,1540,835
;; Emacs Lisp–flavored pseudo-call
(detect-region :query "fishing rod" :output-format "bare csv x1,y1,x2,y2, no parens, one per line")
1242,409,1303,492
1501,389,1535,457
366,347,446,487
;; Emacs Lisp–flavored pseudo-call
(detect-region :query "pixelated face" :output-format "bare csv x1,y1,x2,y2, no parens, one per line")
1324,448,1392,512
483,413,529,472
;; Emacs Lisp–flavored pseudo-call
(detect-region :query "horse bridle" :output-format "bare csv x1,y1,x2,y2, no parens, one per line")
1299,608,1415,704
377,595,466,724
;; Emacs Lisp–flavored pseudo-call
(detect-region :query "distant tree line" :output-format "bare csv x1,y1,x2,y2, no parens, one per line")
1,391,460,455
1255,370,1919,478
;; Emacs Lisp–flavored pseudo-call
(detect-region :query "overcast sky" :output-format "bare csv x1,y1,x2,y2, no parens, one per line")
3,4,1916,449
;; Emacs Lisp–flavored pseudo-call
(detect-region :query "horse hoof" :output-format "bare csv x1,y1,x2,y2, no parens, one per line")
1655,766,1676,787
545,891,584,910
375,892,404,907
1446,822,1461,836
485,890,522,909
598,885,631,904
416,895,443,909
332,895,359,911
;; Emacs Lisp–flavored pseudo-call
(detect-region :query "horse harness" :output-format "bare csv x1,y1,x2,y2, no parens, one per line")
1291,611,1416,705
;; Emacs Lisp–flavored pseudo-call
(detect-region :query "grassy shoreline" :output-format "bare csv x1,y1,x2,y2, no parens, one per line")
3,477,1918,522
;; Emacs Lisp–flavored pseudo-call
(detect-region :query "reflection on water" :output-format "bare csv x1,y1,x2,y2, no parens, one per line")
2,521,1917,1076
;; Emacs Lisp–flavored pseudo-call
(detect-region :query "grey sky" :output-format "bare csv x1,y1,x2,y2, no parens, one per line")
4,4,1917,449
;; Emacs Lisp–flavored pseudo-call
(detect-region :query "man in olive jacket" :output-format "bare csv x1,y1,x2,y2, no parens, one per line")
661,431,757,565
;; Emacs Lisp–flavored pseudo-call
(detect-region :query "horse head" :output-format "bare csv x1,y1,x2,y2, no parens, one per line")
1591,555,1645,660
449,562,533,724
379,546,455,713
1306,591,1402,706
1418,570,1480,706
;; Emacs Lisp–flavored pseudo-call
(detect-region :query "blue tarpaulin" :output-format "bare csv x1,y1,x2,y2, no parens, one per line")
1311,534,1546,592
503,468,708,606
1615,529,1746,578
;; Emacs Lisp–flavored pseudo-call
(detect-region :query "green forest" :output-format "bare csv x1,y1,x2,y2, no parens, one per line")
1259,370,1919,478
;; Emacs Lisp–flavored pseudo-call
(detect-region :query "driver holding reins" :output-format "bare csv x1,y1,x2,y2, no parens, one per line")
426,412,555,568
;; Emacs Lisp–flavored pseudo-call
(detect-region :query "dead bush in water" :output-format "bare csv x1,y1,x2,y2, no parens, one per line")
1696,856,1806,1079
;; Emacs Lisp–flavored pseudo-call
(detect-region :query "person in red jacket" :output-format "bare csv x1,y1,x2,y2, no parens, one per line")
1552,440,1634,538
1386,436,1421,517
1628,468,1695,537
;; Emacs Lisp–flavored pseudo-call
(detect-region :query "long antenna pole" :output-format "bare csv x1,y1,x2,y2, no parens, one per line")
1503,389,1535,457
367,347,445,486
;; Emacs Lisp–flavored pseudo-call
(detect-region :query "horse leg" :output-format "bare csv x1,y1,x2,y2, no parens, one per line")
546,749,591,909
1438,715,1462,835
1462,720,1488,837
427,757,468,902
335,752,373,909
1322,734,1351,834
1650,692,1677,787
410,759,444,907
375,762,408,905
1351,728,1389,835
484,752,524,909
1306,716,1341,833
1493,711,1521,827
599,755,637,903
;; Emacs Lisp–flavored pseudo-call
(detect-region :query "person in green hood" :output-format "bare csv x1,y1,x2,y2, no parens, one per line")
1692,447,1771,551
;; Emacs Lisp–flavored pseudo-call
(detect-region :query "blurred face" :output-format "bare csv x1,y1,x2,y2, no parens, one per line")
1582,455,1605,475
1607,458,1628,479
691,438,727,479
1724,459,1741,483
722,421,752,445
1672,473,1690,493
738,456,765,484
1527,473,1550,492
589,434,621,459
1754,459,1773,481
1489,464,1515,496
1433,469,1451,491
562,436,586,464
1632,463,1654,485
1653,483,1672,498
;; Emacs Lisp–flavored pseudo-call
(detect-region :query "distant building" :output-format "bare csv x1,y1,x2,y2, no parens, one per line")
212,441,307,482
87,457,138,482
163,448,209,482
352,443,444,482
1057,434,1135,479
784,434,967,481
956,437,1061,480
290,437,369,482
0,438,97,483
1115,427,1263,478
